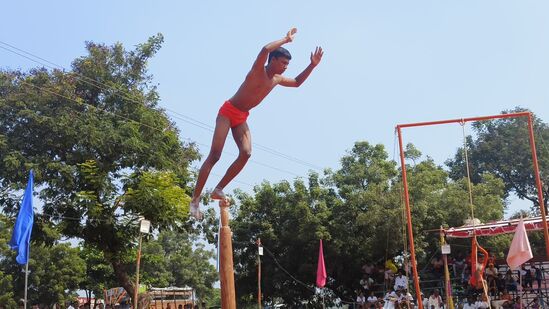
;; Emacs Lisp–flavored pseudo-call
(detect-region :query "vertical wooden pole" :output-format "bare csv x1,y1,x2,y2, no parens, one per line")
134,233,143,309
257,238,262,309
219,199,237,309
160,290,164,309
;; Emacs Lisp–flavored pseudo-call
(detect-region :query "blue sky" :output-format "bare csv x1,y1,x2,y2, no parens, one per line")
3,1,549,218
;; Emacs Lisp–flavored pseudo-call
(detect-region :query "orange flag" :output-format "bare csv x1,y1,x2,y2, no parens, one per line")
506,218,533,270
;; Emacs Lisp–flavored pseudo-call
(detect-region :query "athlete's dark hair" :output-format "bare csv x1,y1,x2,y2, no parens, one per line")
268,47,292,63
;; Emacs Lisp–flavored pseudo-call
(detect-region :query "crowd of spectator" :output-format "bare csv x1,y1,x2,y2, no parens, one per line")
355,255,546,309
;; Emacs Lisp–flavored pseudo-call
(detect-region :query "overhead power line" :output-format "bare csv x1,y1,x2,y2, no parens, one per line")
16,79,302,180
0,40,323,171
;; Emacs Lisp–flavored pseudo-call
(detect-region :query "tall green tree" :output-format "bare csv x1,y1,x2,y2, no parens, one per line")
229,141,506,306
231,177,333,307
140,229,218,301
446,108,549,213
0,215,17,309
0,235,85,307
79,245,117,305
0,35,201,300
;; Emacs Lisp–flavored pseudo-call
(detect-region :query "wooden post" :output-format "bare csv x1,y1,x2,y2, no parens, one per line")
257,238,262,309
134,233,143,309
219,199,237,309
160,290,164,309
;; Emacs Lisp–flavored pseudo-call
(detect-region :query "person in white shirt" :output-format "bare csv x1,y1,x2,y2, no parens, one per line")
462,297,477,309
394,270,408,291
361,274,375,291
367,291,378,309
396,290,414,309
475,294,489,309
357,291,366,309
428,290,443,309
421,293,429,309
384,290,397,309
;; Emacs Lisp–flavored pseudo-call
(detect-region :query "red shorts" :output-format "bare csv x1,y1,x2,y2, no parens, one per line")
218,101,249,128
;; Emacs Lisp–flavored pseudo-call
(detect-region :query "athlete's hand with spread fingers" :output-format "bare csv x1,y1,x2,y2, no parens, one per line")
310,46,323,67
286,28,297,42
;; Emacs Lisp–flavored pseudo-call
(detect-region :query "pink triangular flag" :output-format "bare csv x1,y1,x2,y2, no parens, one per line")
316,239,327,288
506,218,533,270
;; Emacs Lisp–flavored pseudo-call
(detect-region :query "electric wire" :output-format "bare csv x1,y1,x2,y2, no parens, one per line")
0,40,323,171
15,79,302,178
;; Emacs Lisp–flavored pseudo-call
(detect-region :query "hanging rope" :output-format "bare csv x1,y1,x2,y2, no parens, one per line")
393,131,410,287
461,121,492,308
460,120,476,221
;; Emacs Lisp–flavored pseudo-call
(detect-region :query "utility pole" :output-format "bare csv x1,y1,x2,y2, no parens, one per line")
257,238,263,309
134,218,150,309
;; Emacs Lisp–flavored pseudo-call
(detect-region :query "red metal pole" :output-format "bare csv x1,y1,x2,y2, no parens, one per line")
396,111,549,301
526,113,549,259
397,112,531,129
396,126,423,309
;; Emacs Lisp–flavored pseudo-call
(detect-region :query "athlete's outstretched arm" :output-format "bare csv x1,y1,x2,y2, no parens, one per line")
279,46,323,87
251,28,297,72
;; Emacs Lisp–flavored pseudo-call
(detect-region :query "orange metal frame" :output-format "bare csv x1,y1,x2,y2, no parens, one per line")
396,111,548,309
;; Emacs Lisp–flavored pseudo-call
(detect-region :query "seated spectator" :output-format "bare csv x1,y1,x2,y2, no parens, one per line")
397,290,414,309
360,274,374,292
499,289,513,309
421,293,428,309
496,273,506,294
376,299,385,309
504,269,518,292
487,252,496,267
462,296,476,309
367,291,378,309
432,256,444,274
357,291,367,309
363,262,375,275
512,297,522,309
454,254,466,278
475,294,489,309
385,268,395,291
428,290,443,309
485,263,498,296
394,270,408,291
383,290,397,309
462,268,472,289
521,265,533,289
531,264,542,290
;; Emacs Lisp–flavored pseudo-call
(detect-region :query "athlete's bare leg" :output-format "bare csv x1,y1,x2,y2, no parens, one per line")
212,121,252,201
190,115,231,219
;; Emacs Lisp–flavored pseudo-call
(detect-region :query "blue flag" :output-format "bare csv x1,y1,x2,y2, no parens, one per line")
9,170,34,265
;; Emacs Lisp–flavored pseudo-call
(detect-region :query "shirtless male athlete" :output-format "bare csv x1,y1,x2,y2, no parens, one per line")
190,28,323,219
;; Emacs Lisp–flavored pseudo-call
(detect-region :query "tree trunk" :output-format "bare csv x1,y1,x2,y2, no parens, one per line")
110,259,135,304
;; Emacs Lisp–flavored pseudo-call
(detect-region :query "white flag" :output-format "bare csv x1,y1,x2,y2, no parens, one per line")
506,218,533,270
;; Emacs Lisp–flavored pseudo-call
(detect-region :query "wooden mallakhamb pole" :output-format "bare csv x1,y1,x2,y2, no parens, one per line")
219,199,237,309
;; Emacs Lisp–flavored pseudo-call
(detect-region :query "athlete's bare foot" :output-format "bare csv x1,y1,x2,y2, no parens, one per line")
211,187,228,201
189,200,203,220
219,198,231,207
